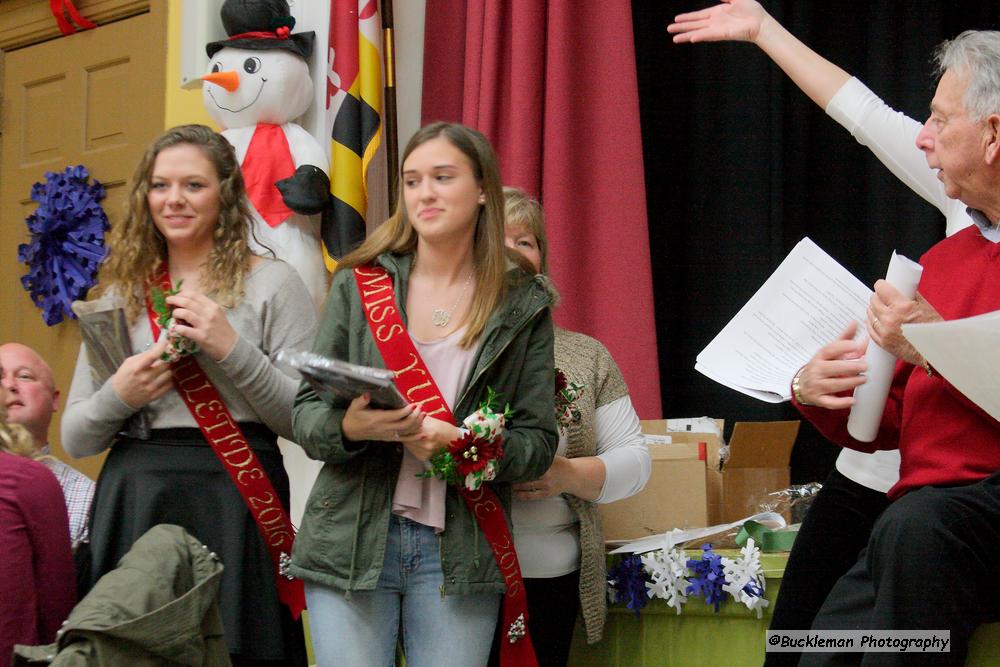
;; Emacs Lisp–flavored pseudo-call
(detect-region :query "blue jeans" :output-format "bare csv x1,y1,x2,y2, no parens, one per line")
305,515,501,667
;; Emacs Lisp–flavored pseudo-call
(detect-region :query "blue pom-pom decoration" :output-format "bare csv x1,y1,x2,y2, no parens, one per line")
18,165,108,326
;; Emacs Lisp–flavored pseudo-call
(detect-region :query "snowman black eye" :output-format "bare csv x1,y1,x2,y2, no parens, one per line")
243,57,262,74
211,62,222,73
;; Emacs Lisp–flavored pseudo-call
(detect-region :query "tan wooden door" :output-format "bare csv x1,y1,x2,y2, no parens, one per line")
1,4,165,479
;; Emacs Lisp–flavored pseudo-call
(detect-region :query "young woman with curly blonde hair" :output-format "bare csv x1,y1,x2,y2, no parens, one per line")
91,125,258,322
62,124,316,665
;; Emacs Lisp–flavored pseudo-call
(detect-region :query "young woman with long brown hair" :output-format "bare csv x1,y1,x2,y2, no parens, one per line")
290,122,559,666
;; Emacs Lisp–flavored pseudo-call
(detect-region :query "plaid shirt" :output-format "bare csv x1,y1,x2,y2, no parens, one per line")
41,446,95,550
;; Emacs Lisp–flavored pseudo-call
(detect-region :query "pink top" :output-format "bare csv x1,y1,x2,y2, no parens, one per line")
392,327,478,531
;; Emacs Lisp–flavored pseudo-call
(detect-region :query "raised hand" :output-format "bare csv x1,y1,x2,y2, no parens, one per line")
110,337,173,409
794,322,869,409
668,0,768,44
165,290,238,361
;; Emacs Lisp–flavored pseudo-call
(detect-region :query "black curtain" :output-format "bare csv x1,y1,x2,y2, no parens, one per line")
633,1,1000,483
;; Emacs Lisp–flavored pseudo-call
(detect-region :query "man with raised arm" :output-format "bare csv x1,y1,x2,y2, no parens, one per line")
672,3,1000,664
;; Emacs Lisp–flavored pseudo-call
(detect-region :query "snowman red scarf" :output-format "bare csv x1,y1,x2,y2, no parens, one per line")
242,123,295,227
355,264,539,667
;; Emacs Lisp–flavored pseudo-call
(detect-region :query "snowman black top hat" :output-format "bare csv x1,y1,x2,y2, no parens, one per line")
205,0,315,60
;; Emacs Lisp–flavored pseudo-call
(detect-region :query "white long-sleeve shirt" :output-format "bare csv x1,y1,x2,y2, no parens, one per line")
512,395,648,578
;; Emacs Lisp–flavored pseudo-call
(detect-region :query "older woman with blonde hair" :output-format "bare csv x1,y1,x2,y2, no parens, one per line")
497,186,651,667
1,384,76,666
0,398,36,458
62,124,316,665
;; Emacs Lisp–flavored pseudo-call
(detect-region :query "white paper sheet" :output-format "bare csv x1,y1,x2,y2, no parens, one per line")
902,311,1000,423
847,252,923,441
608,511,787,555
695,238,872,401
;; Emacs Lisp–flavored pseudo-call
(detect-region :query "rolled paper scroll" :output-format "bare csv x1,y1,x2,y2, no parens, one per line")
846,252,923,442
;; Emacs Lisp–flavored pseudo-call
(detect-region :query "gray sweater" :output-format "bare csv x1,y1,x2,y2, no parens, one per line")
62,259,318,456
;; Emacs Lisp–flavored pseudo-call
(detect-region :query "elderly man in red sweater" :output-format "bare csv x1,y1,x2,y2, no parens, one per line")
791,30,1000,666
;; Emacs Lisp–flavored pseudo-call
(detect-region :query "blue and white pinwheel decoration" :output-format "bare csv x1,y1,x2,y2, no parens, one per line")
18,165,108,325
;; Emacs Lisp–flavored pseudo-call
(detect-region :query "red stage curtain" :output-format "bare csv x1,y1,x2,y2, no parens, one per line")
422,1,662,418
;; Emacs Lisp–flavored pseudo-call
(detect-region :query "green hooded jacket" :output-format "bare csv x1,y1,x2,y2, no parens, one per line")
14,524,228,666
289,252,558,596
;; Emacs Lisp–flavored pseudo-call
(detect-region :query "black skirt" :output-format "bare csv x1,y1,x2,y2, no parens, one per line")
87,425,306,664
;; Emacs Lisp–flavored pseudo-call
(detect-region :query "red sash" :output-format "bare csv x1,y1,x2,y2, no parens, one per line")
146,266,305,620
355,264,538,667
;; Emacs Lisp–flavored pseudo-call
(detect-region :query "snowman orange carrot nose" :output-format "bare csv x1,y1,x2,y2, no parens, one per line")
201,70,240,92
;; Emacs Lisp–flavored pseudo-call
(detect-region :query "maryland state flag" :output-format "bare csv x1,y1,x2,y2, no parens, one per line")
324,0,385,268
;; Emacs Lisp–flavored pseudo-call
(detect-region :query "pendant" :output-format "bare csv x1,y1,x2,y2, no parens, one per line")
432,309,451,327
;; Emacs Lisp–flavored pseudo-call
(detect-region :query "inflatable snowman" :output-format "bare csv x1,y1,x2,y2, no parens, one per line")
202,0,333,310
203,0,333,525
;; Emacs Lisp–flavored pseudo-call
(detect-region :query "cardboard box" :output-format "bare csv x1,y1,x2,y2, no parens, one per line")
706,421,799,524
642,418,725,468
599,419,799,541
598,442,707,541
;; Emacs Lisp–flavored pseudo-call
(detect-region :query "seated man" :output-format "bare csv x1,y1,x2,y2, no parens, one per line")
1,342,94,551
788,31,1000,666
668,3,975,662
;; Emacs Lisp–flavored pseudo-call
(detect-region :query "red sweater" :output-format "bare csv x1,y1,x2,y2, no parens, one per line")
0,452,76,665
798,226,1000,499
